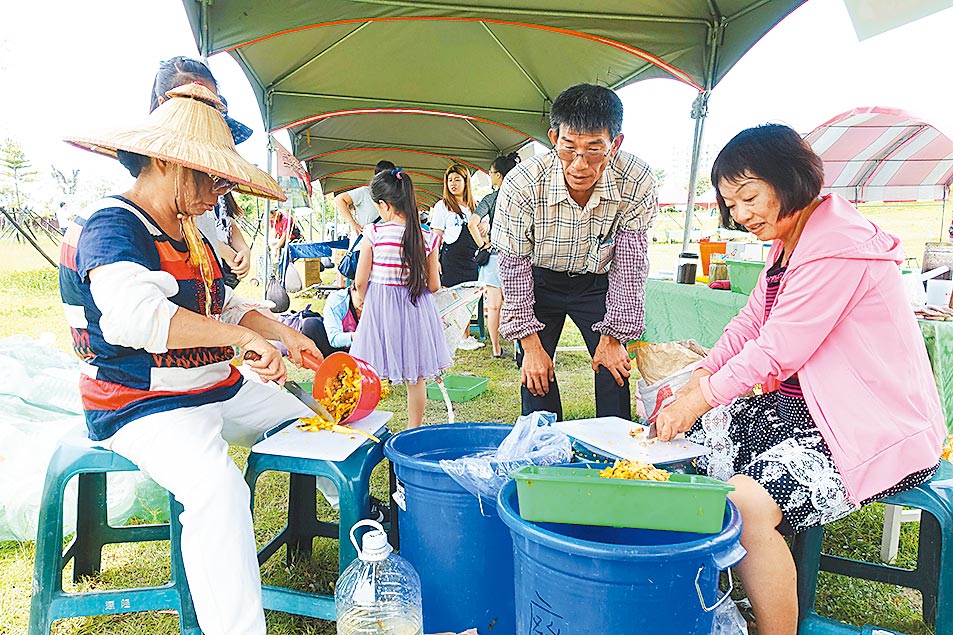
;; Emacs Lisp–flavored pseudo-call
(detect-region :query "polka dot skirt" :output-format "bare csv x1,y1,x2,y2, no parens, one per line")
686,391,938,535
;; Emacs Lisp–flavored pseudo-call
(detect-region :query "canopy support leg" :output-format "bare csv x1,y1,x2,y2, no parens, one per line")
680,90,710,253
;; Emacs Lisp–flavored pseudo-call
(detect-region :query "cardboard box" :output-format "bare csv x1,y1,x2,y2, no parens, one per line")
303,258,324,287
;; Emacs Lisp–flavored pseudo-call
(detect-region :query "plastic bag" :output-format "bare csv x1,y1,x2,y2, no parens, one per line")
711,599,748,634
637,365,695,424
284,262,303,293
266,277,291,313
439,411,572,512
0,337,169,542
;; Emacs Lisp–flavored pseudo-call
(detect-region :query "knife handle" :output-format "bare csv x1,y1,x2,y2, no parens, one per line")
300,350,323,371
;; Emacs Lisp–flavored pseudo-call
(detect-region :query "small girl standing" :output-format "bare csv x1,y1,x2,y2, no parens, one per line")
351,168,453,428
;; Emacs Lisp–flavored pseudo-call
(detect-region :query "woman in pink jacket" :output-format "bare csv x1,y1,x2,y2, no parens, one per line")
656,124,945,635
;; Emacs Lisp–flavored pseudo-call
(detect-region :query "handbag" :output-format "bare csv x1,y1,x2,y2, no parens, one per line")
472,246,491,267
338,234,362,280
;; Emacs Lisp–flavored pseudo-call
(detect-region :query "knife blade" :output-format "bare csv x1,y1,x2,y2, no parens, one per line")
285,380,337,423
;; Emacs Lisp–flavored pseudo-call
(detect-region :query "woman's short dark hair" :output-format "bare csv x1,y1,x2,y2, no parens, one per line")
491,152,519,177
550,83,623,139
711,124,824,230
150,56,217,113
117,150,150,177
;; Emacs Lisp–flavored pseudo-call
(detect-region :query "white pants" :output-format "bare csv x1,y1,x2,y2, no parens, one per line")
103,378,311,635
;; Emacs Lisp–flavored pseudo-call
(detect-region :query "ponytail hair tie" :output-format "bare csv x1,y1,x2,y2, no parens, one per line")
391,167,403,180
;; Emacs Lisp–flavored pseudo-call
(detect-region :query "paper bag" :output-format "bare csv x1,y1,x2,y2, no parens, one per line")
631,340,709,385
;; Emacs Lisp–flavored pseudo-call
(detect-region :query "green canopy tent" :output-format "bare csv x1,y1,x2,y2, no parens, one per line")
183,0,807,258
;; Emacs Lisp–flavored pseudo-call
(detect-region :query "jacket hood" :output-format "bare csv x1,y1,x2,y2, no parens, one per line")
774,194,904,269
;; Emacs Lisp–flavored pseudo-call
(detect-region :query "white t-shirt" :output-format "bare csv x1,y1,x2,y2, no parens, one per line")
429,200,472,244
347,185,380,226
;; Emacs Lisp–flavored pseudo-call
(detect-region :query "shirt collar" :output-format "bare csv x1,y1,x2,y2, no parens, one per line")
546,151,622,209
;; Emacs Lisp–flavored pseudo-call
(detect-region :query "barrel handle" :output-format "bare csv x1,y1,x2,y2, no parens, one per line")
694,564,733,613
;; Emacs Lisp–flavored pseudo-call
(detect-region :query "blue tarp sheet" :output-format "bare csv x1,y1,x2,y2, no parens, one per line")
288,239,349,260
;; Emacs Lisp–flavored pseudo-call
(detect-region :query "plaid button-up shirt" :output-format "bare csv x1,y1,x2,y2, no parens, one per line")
492,150,657,342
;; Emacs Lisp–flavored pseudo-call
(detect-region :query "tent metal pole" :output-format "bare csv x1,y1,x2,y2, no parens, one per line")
941,186,949,242
680,90,710,253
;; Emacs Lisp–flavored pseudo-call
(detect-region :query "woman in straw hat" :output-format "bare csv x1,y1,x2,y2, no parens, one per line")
60,82,319,635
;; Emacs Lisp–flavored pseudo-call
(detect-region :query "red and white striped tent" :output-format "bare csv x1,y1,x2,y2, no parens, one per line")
804,107,953,204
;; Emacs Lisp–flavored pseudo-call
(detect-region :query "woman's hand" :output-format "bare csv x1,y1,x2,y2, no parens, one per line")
237,332,288,385
655,383,712,442
276,324,323,368
231,245,251,279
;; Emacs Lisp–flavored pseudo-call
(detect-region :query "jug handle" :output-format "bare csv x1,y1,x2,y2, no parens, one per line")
695,543,746,613
349,518,386,558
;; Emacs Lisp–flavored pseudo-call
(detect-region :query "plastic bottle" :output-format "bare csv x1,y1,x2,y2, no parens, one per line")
335,519,423,635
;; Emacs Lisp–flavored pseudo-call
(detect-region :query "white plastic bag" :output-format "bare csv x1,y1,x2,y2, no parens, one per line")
637,365,695,424
439,411,572,512
0,337,169,542
710,599,748,634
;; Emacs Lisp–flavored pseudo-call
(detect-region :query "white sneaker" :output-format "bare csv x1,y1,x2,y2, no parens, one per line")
457,336,485,350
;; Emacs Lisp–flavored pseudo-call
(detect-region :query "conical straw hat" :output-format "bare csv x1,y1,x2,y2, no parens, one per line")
65,83,285,201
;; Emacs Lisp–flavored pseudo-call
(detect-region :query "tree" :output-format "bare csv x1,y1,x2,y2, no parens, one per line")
653,167,667,187
51,165,81,199
0,138,37,211
694,175,712,197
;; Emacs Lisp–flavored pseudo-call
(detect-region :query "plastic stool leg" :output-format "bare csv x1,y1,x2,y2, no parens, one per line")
71,472,107,581
28,469,68,635
918,511,941,626
286,473,317,565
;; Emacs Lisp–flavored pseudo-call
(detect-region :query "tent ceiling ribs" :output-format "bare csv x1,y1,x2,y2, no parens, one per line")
269,22,370,90
303,147,486,172
480,21,549,103
344,0,709,26
294,136,500,157
273,91,546,118
463,118,501,153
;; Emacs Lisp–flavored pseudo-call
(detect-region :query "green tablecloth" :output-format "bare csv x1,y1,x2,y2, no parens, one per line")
642,280,953,431
919,320,953,432
642,279,749,348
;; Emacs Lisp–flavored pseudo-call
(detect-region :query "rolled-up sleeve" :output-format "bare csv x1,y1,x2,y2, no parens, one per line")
593,229,648,342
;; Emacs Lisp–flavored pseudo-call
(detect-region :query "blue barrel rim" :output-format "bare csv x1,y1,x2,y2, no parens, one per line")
497,479,742,562
383,422,513,474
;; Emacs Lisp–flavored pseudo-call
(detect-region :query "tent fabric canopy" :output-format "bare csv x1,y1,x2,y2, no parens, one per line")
183,0,805,202
804,107,953,203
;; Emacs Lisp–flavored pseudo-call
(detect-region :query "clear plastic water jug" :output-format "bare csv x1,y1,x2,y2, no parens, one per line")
335,519,423,635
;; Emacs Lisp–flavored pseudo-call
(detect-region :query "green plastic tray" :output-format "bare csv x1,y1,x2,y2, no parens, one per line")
725,259,765,295
426,375,489,402
511,465,734,534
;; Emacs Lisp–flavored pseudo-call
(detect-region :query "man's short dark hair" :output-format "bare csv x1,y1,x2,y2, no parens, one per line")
374,160,396,175
549,84,623,139
711,124,824,230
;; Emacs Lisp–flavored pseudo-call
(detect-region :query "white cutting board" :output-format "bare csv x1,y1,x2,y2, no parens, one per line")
251,410,392,462
553,416,710,465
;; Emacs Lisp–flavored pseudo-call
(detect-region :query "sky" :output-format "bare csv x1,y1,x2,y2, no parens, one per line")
2,0,953,208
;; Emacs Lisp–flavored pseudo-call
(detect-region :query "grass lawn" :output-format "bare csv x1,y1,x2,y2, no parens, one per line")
0,199,945,634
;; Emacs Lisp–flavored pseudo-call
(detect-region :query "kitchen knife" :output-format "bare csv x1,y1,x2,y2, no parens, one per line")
285,380,337,423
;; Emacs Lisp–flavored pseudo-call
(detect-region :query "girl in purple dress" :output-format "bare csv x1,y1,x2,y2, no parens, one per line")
350,168,453,428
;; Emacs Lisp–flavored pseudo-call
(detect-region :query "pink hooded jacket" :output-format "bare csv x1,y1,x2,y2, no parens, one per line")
698,194,944,504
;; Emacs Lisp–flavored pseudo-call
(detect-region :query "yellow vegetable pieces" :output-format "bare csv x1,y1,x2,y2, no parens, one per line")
296,415,336,432
599,459,671,482
942,434,953,462
319,367,362,423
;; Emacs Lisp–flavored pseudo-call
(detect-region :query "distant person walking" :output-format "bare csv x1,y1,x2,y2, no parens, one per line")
492,83,657,419
350,168,452,428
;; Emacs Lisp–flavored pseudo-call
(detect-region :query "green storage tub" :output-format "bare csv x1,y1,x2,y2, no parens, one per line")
426,375,489,402
726,259,766,295
511,465,734,534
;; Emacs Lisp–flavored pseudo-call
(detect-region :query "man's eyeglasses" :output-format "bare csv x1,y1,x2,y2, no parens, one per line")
554,147,612,166
208,173,238,195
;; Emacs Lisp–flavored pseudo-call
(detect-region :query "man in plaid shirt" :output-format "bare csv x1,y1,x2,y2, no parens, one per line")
491,83,657,419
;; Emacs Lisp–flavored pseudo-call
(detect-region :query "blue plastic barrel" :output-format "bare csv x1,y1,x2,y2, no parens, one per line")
384,423,515,635
497,479,746,635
